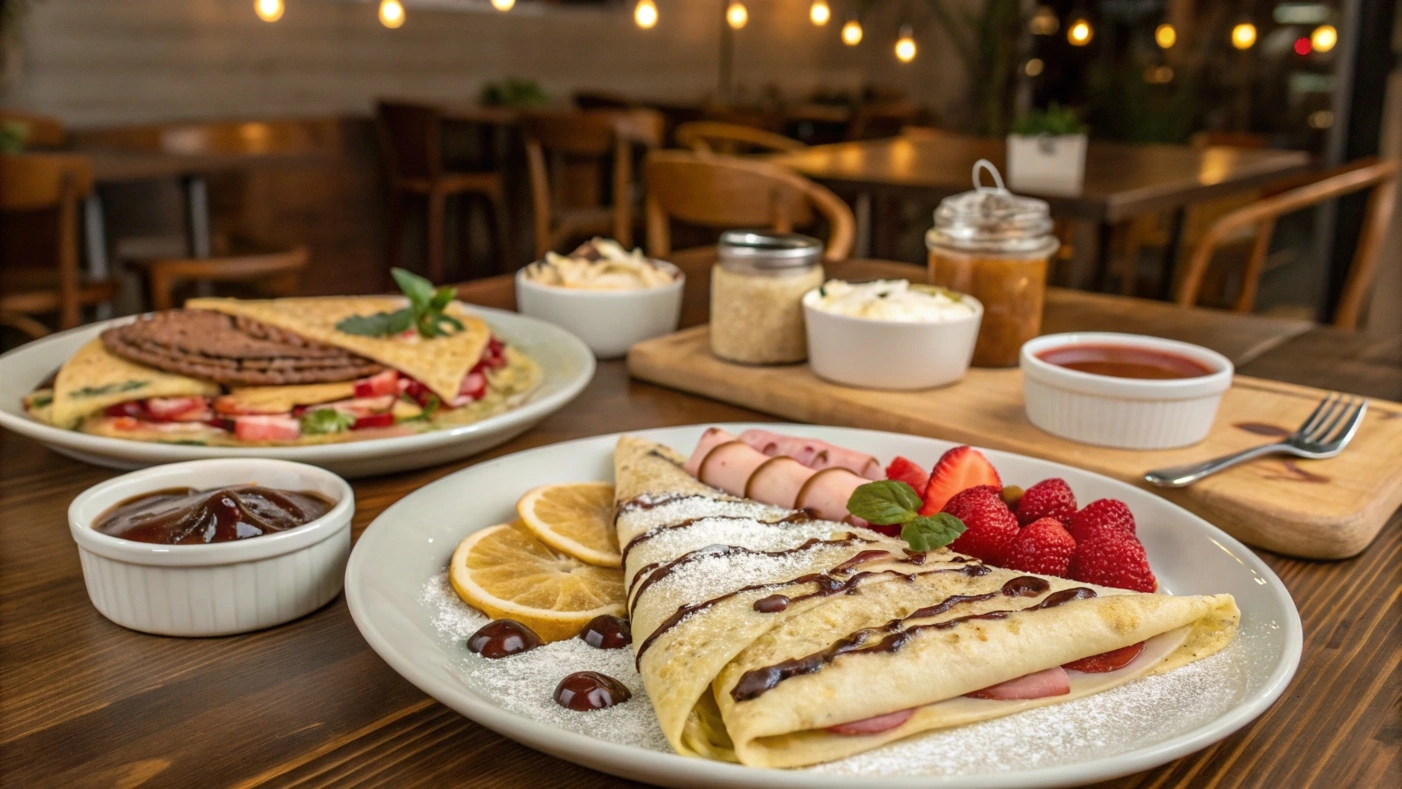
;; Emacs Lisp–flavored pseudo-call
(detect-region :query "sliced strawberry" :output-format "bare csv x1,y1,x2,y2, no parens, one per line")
965,666,1070,700
316,395,397,418
353,369,400,398
144,396,211,421
233,414,302,442
108,416,141,431
352,412,395,430
826,707,914,736
885,456,929,492
459,371,487,401
104,401,148,419
919,446,1002,515
1064,642,1145,673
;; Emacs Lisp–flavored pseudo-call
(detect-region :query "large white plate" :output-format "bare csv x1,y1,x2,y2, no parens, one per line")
0,307,594,478
346,424,1301,788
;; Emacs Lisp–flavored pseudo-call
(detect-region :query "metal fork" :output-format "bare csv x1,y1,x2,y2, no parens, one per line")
1144,393,1368,488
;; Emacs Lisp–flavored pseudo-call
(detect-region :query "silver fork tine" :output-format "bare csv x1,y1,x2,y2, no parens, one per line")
1296,393,1339,438
1310,396,1356,443
1322,399,1368,448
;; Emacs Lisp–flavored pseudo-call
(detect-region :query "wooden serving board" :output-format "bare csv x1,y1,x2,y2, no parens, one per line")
628,325,1402,560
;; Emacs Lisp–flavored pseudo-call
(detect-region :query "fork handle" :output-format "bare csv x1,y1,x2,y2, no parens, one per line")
1144,443,1287,488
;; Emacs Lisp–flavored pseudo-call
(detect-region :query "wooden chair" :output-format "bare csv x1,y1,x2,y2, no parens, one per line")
0,153,114,337
0,110,66,150
1175,158,1399,329
521,109,663,257
644,150,855,263
844,102,919,141
127,240,309,311
376,101,510,282
674,121,807,155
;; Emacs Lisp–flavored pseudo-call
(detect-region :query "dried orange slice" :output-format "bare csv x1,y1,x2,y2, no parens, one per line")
516,482,621,568
449,522,624,642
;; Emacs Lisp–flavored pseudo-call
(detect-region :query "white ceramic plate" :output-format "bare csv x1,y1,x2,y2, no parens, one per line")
346,424,1301,788
0,307,594,478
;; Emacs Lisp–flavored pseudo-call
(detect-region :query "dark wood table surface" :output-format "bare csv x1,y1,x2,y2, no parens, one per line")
767,133,1314,223
83,149,333,184
2,256,1397,788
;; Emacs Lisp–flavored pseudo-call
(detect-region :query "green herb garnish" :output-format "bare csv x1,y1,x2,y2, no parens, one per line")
28,392,53,408
847,480,967,552
335,268,464,339
396,393,440,423
71,381,147,398
301,408,355,435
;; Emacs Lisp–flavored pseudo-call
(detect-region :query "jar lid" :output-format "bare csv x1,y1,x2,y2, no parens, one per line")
718,230,823,269
927,160,1056,255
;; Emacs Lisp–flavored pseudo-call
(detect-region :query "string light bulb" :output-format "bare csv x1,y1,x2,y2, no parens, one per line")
895,24,916,63
255,0,283,23
1155,23,1175,49
1231,22,1257,50
810,1,830,26
1028,5,1059,36
1310,24,1337,53
1068,17,1093,46
491,0,514,10
841,18,863,45
634,0,658,29
726,2,748,29
379,0,404,29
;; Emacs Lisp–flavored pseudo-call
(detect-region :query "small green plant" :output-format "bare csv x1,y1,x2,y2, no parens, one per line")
480,77,549,109
1011,103,1089,137
0,121,26,153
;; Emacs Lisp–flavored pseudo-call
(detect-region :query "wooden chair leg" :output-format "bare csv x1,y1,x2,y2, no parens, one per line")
149,267,177,311
427,190,447,283
489,189,513,273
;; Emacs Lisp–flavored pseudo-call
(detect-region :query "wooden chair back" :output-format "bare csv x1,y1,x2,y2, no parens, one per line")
134,243,309,310
0,110,66,149
1175,157,1399,329
375,102,445,183
0,153,95,328
643,150,854,263
674,121,807,155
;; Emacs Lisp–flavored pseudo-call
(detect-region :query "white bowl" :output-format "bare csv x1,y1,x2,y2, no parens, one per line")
516,261,685,359
1021,332,1234,450
68,458,354,636
802,289,983,390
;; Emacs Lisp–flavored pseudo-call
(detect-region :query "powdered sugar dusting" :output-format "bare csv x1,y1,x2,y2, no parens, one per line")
620,496,792,535
627,517,851,573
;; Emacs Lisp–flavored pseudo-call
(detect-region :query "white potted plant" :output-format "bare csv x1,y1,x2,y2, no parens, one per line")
1006,103,1089,195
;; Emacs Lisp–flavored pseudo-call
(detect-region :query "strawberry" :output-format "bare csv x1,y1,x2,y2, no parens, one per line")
919,446,1002,515
1003,517,1076,576
1068,530,1157,592
942,485,1018,564
1066,498,1137,543
1017,478,1078,527
1063,642,1145,673
885,456,929,492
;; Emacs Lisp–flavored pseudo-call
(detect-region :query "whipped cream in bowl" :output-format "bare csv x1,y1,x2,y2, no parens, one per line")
805,279,977,322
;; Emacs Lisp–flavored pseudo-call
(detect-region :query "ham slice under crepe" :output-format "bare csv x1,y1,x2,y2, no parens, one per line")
614,435,1240,769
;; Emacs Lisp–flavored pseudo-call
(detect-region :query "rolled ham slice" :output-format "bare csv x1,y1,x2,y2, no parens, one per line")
739,429,883,480
697,441,771,498
686,427,739,477
964,666,1071,700
827,708,914,736
744,457,813,506
793,467,869,524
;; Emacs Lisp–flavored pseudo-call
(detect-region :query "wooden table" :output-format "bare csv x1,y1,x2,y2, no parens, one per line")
2,258,1396,788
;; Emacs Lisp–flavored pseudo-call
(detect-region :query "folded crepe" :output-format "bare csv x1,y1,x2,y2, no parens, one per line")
614,436,1240,769
48,339,220,429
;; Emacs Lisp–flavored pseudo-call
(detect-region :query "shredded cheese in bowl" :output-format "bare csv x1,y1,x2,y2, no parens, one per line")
805,279,976,322
525,239,675,290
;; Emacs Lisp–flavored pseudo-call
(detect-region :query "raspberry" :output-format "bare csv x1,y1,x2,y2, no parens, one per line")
1016,478,1078,527
1068,530,1157,592
1003,517,1076,577
942,485,1018,564
1066,498,1137,543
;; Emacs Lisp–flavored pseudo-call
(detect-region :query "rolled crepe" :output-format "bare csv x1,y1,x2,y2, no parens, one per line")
614,436,1240,769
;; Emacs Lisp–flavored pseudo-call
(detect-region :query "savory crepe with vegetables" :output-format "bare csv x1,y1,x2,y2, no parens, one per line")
23,270,542,446
613,435,1239,768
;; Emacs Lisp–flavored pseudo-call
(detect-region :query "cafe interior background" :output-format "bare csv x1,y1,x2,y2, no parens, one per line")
0,0,1397,343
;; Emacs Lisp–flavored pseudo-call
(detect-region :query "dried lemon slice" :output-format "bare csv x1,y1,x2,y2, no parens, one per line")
516,482,621,568
449,522,625,642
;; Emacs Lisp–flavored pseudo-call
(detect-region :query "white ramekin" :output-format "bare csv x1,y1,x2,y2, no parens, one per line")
69,459,354,636
515,260,684,360
1021,332,1234,450
802,288,984,390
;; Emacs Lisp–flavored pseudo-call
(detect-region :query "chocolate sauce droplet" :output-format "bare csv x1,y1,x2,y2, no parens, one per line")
553,671,632,711
1001,576,1051,598
467,619,543,659
754,594,791,613
579,615,631,649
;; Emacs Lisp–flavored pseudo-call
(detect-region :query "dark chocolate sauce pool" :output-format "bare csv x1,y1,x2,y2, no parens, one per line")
95,485,334,544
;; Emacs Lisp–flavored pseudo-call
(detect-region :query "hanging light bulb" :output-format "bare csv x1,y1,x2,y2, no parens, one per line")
491,0,514,10
634,0,658,29
841,17,863,45
810,1,831,26
1310,24,1337,53
1155,23,1176,49
1067,16,1093,46
379,0,404,29
255,0,283,23
1231,21,1256,50
1028,5,1059,36
726,2,748,29
895,24,916,63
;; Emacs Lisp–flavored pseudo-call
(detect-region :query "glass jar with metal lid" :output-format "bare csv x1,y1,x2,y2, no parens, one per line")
710,230,825,364
927,160,1059,367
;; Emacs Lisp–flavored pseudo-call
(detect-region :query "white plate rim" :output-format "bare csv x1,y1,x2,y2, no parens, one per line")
346,423,1303,789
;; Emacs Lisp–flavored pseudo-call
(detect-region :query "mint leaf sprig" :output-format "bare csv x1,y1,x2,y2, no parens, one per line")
336,268,464,338
847,480,967,552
